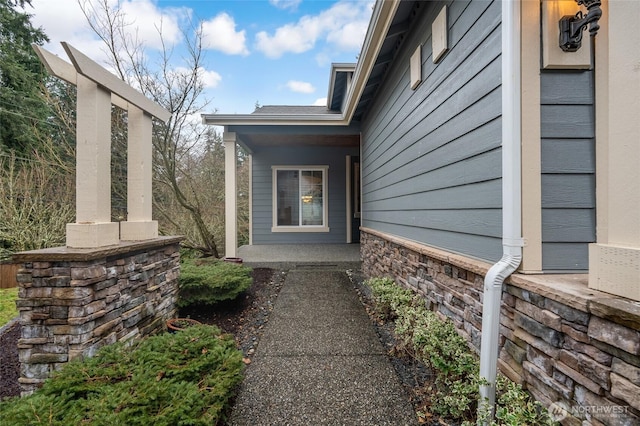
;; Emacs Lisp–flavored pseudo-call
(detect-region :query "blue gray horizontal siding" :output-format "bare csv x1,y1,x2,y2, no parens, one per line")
540,70,595,271
251,144,358,244
361,0,503,262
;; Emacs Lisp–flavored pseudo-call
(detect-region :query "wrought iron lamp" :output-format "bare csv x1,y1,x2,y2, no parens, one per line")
559,0,602,52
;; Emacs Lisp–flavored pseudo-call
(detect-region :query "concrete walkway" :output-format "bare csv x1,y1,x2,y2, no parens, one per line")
229,268,418,426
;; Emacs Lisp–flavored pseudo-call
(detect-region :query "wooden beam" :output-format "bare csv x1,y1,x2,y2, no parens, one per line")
62,42,171,122
32,44,77,85
34,44,162,120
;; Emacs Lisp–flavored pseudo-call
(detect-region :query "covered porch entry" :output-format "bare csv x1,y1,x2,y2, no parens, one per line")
218,110,362,258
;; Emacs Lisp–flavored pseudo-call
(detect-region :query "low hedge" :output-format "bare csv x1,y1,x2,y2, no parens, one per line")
364,277,556,426
0,325,244,425
178,258,252,308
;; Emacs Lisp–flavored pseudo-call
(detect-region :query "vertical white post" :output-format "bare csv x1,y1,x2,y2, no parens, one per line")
120,105,158,240
248,154,253,246
34,43,170,248
346,155,352,244
66,75,119,247
589,0,640,302
224,131,238,258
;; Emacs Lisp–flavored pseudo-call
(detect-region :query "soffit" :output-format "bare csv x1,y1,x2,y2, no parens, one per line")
352,0,421,122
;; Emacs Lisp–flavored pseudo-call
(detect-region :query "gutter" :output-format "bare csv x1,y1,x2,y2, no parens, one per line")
479,0,524,416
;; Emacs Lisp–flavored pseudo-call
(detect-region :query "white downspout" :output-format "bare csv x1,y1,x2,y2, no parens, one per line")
479,0,523,416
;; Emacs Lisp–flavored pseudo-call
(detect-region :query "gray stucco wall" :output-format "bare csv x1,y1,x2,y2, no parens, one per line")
251,144,359,244
361,0,503,263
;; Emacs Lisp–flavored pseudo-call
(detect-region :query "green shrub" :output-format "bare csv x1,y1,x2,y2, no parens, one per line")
364,276,556,425
0,287,18,327
394,304,480,421
0,324,244,425
366,277,415,319
178,258,252,307
491,375,556,426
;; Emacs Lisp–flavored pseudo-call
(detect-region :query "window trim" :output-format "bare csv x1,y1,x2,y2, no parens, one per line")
271,165,330,233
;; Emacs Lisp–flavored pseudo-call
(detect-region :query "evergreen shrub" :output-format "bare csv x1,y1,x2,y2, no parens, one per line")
364,277,556,425
178,258,252,307
366,277,415,319
0,325,244,425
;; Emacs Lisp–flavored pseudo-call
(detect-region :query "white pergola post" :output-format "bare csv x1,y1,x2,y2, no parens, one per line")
65,75,120,247
120,105,158,240
224,131,238,258
33,42,170,248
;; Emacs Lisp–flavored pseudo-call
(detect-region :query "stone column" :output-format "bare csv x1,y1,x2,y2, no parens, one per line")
120,105,158,240
14,237,182,395
66,75,119,248
224,131,238,258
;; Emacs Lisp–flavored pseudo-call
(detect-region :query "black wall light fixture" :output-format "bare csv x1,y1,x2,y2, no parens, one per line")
559,0,603,52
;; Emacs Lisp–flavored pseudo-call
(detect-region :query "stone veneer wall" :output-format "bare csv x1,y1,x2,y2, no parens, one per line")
13,236,182,395
361,228,640,426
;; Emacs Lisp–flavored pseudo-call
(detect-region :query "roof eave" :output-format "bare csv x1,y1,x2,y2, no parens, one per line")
342,0,400,123
201,113,348,126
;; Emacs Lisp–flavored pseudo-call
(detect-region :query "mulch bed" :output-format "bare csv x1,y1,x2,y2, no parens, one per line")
0,319,21,400
178,267,286,357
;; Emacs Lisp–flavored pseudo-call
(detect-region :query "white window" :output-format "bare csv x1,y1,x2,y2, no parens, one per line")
272,166,329,232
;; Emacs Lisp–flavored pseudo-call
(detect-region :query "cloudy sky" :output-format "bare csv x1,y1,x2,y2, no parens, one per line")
25,0,373,114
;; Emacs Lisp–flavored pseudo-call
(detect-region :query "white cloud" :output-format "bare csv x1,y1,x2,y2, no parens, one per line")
313,97,327,106
118,0,187,49
171,67,222,89
202,13,249,56
199,68,222,89
255,0,373,59
30,0,96,57
286,80,315,94
327,19,371,51
315,51,332,67
29,0,189,64
269,0,302,11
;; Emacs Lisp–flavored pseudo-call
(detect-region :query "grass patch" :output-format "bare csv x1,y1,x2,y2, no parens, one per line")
0,287,18,327
0,324,244,425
